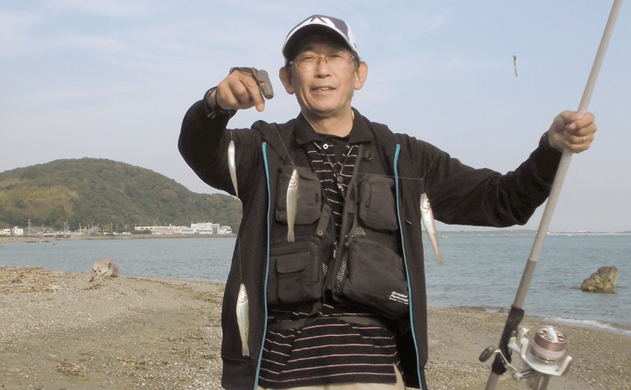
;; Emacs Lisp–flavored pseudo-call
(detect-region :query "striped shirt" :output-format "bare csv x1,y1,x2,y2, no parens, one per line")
307,137,357,235
259,305,399,388
259,132,400,389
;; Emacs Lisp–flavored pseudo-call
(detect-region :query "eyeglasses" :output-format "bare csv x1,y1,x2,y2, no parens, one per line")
292,51,356,72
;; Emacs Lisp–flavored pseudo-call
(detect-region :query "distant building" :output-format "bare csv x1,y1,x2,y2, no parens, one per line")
192,222,219,234
182,222,225,235
134,224,184,235
12,227,24,236
136,222,232,235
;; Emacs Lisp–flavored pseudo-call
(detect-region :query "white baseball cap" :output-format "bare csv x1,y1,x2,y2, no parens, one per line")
282,15,360,60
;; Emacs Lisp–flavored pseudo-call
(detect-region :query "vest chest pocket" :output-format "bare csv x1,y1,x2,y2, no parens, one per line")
267,239,323,306
358,174,398,231
276,166,322,225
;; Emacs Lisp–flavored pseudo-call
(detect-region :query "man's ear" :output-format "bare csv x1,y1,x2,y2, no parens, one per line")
279,67,295,95
354,62,368,91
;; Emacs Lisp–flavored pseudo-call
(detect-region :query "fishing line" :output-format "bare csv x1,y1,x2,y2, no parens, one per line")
232,134,244,284
273,124,297,168
227,129,245,283
484,1,623,387
237,230,244,283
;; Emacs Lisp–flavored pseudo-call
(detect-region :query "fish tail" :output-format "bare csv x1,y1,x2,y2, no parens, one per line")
435,251,444,266
429,235,443,266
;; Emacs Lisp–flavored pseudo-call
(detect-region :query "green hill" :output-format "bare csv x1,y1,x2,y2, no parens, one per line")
0,158,242,232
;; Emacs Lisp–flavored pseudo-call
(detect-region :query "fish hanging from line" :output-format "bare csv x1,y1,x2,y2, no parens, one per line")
420,193,443,266
228,139,239,198
231,141,248,356
286,168,299,242
236,283,250,356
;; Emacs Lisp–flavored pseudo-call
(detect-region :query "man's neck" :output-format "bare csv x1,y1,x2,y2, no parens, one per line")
303,110,355,137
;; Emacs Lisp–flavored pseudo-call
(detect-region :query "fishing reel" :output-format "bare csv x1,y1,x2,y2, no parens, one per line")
480,325,572,390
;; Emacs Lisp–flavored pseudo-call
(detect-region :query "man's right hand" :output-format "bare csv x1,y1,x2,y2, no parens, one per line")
210,70,267,112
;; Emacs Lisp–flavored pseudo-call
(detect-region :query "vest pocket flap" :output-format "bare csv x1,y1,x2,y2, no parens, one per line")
276,252,310,274
358,174,398,231
273,240,317,273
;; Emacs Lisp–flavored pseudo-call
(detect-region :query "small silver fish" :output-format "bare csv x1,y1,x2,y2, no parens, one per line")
420,193,443,266
286,168,299,242
236,283,250,356
513,54,518,77
228,139,239,198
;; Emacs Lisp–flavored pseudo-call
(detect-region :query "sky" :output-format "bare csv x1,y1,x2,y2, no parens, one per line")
1,0,630,233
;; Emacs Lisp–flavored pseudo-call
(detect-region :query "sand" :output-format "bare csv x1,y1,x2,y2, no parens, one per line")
1,266,629,390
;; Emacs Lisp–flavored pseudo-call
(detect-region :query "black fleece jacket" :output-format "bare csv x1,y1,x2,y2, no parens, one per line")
179,100,562,389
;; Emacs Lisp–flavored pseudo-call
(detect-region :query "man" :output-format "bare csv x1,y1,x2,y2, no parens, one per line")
179,15,596,390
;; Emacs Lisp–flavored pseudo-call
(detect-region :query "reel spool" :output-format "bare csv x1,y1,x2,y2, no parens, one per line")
529,326,568,362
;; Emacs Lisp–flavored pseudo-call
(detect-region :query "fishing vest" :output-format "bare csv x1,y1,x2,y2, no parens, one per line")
266,140,410,319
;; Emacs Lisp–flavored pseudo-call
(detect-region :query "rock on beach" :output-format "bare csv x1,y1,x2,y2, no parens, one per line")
581,266,619,293
1,266,630,390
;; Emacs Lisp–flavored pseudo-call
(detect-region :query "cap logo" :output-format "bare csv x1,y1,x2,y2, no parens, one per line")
283,15,359,59
300,16,349,38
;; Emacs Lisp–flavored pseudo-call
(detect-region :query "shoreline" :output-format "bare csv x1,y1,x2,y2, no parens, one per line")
2,229,631,246
0,234,237,245
2,238,628,337
1,241,629,337
1,266,630,390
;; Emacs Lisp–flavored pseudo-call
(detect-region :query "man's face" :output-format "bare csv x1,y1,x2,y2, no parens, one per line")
280,39,367,121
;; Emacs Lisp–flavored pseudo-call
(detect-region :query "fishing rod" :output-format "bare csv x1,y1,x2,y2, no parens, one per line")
481,1,623,389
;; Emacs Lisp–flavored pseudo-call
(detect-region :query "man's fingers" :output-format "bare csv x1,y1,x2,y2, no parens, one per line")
243,75,266,112
216,72,267,112
563,111,596,133
231,70,266,112
548,110,597,153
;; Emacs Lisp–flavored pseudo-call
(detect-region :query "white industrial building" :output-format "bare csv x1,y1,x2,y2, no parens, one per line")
135,222,232,235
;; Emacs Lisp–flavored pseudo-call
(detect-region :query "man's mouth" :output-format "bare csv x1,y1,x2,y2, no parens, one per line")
312,86,335,92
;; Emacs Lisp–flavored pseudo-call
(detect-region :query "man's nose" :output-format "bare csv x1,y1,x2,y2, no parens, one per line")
314,56,331,75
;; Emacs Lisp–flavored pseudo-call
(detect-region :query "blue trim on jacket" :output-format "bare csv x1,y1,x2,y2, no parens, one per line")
254,142,272,389
393,143,424,389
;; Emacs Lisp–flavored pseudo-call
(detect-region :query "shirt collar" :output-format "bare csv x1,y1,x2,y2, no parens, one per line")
294,108,374,145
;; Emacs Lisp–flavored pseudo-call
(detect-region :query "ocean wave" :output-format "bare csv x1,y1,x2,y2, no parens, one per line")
545,316,631,336
458,306,631,337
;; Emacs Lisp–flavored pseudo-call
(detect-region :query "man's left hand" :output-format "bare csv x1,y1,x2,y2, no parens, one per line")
547,110,597,153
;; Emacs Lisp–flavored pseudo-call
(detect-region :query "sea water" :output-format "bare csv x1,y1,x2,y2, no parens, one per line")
1,234,629,335
423,234,631,336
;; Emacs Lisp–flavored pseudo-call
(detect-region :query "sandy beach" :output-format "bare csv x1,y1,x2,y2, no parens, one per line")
1,266,629,390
